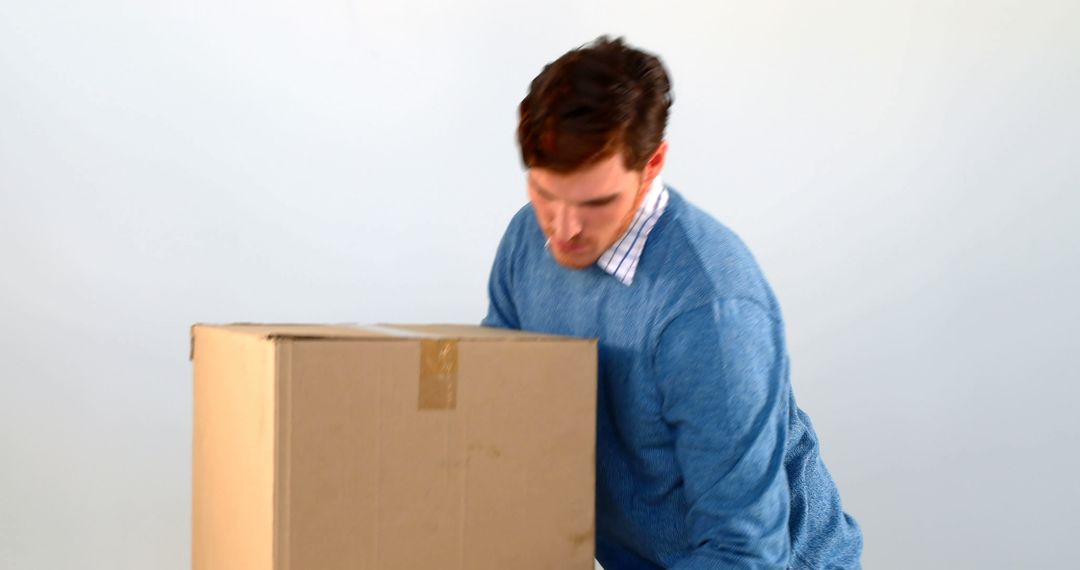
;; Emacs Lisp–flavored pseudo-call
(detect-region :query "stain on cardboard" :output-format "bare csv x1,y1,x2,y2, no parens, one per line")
468,443,502,459
569,529,594,549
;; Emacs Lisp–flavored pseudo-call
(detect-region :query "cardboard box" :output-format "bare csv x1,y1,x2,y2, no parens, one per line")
191,323,597,570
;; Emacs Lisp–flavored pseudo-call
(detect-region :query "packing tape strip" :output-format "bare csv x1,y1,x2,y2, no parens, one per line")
353,325,459,410
418,339,458,410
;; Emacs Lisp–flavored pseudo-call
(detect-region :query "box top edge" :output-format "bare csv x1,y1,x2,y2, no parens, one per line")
190,323,597,343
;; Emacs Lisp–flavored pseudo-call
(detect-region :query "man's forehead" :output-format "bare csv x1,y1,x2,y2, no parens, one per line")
528,157,636,201
528,173,629,204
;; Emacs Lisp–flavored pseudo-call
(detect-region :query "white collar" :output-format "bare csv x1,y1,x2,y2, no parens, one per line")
596,175,669,286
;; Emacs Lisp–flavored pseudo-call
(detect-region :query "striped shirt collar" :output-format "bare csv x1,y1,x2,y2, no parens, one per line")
596,175,669,286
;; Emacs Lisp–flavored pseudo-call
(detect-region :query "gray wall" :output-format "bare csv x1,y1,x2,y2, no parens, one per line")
1,1,1077,568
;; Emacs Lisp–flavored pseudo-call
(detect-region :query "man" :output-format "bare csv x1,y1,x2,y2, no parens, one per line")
482,37,863,569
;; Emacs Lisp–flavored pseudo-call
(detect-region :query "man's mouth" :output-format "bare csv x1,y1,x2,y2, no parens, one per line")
553,239,586,253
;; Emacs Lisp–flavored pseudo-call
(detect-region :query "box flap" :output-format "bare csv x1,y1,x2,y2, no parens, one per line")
192,323,392,341
191,324,593,360
189,324,390,360
374,324,591,342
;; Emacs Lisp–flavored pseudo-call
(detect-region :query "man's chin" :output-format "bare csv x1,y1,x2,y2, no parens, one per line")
551,251,598,270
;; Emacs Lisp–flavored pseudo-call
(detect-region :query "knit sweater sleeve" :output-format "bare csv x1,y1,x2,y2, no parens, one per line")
481,219,521,330
654,298,792,570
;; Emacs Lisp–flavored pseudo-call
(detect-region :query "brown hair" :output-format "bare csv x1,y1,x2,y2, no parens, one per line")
517,36,673,173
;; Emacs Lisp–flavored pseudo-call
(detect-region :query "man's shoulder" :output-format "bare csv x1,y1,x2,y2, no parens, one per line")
650,189,776,310
493,203,543,259
502,203,540,242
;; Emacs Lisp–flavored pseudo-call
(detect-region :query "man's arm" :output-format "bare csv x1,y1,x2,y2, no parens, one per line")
655,298,791,570
481,225,520,330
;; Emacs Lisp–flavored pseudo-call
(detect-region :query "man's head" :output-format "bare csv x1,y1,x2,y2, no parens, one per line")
518,36,672,269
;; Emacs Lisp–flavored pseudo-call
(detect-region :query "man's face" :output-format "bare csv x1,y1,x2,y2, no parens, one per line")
527,151,654,270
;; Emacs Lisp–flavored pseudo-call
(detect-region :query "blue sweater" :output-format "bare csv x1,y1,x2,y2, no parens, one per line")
482,187,863,569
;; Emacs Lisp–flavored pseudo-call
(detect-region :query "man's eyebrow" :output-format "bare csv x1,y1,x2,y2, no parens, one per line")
581,192,622,206
529,175,623,206
528,175,554,198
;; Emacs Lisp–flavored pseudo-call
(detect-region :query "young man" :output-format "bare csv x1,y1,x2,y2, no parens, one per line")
482,37,863,569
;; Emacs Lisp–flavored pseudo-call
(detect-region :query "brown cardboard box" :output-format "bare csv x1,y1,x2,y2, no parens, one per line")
191,323,597,570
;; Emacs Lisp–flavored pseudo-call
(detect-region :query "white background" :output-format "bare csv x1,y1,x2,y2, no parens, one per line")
2,1,1077,568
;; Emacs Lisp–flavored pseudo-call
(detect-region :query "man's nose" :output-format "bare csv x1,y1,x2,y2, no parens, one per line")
552,202,583,242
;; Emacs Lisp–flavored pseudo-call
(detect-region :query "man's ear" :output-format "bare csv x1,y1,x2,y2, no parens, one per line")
642,140,669,190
